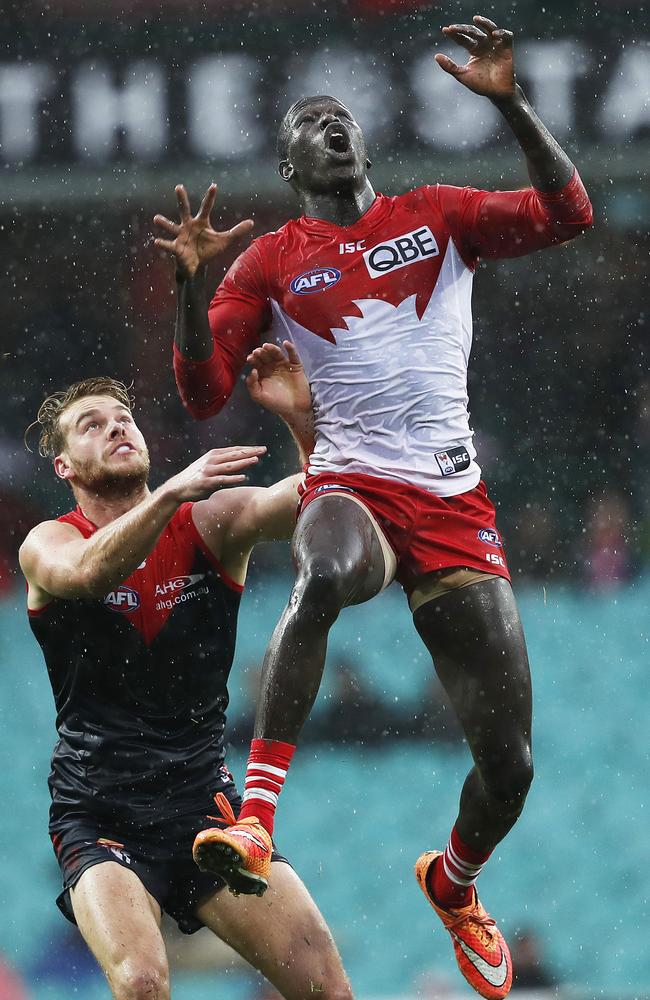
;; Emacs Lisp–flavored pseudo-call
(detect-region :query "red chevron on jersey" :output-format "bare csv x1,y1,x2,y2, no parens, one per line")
44,503,242,646
174,174,592,496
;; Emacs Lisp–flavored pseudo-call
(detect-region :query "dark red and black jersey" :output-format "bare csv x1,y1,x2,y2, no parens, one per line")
28,503,243,823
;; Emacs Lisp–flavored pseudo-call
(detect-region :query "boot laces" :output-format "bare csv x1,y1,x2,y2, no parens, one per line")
206,791,237,826
447,905,498,949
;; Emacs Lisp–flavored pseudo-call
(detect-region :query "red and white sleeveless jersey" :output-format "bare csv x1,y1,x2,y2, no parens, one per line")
175,172,591,497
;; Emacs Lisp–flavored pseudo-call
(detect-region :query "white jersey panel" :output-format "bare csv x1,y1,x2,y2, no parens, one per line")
270,239,481,497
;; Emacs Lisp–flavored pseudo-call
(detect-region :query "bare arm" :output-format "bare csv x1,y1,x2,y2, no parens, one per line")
191,341,314,579
19,446,265,603
154,183,254,362
192,474,303,585
437,15,575,191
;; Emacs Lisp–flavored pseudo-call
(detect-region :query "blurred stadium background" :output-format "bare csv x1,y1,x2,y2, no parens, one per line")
1,0,648,997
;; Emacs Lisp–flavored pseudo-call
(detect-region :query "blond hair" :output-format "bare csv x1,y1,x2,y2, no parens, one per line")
26,377,134,458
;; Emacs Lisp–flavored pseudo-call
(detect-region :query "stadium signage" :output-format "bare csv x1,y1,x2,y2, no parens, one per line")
0,41,647,165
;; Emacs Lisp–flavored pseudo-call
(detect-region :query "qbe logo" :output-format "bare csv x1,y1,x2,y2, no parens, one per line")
478,528,502,547
104,585,140,613
290,267,341,294
363,226,439,279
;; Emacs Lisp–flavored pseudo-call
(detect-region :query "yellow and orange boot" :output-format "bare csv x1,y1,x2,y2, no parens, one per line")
415,851,512,1000
193,792,272,897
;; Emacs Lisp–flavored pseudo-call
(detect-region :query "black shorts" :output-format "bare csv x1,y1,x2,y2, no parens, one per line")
49,781,288,934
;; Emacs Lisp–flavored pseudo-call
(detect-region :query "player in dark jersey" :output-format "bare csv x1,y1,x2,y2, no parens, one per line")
154,17,593,999
19,360,354,1000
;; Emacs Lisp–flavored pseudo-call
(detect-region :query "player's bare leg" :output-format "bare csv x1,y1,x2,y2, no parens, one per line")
197,861,353,1000
256,495,389,741
70,862,169,1000
412,575,532,999
415,576,533,848
193,494,390,890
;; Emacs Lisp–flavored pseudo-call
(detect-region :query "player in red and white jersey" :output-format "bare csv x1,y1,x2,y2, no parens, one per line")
154,16,592,999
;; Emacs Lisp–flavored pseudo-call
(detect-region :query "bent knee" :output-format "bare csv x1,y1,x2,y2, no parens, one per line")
293,557,352,617
484,754,534,806
110,960,169,1000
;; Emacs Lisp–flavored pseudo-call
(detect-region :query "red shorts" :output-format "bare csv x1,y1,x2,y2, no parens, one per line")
298,471,510,597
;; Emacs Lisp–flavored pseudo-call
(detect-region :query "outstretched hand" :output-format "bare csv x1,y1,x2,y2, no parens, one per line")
436,15,515,101
153,184,254,279
246,341,312,420
164,445,267,503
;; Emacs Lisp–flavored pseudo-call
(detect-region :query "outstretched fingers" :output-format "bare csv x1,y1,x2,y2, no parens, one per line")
227,218,255,242
443,23,486,51
491,27,513,48
435,52,464,76
153,236,177,253
198,183,217,221
153,214,180,235
471,16,513,49
473,14,498,32
175,184,192,221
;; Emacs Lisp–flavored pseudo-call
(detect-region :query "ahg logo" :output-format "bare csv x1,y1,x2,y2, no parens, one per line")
154,574,205,597
363,226,439,279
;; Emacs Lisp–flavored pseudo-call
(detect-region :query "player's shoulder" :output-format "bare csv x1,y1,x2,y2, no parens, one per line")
248,218,297,253
387,185,449,220
19,516,83,568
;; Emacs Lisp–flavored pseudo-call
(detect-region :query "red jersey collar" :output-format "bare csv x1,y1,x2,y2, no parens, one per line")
298,192,391,239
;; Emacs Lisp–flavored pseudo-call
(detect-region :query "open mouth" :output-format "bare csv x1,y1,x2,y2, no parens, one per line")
112,443,136,456
324,122,352,155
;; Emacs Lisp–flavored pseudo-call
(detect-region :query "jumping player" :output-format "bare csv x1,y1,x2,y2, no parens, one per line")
155,16,592,999
18,359,354,1000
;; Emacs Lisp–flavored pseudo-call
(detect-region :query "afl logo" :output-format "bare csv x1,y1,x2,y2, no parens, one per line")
290,267,341,295
104,585,141,612
478,528,502,547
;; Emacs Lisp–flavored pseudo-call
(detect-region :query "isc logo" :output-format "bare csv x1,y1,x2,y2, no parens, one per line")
104,585,140,612
363,226,439,279
435,445,471,477
290,267,341,295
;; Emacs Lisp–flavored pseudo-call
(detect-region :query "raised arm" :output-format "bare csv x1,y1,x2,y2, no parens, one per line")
434,15,592,259
191,342,314,581
154,184,268,419
19,446,265,604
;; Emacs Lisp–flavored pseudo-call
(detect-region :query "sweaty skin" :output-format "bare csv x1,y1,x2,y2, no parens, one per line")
154,16,591,858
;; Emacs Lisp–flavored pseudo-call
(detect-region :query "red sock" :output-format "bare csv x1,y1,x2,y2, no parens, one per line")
429,825,492,909
237,738,296,836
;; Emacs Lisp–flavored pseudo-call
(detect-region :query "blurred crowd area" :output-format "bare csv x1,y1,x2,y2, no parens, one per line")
2,203,647,595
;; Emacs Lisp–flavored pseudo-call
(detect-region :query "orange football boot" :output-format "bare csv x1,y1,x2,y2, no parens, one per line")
193,792,272,897
415,851,512,1000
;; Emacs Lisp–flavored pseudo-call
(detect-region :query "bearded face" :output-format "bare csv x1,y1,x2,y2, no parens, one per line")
69,443,151,495
55,395,151,499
